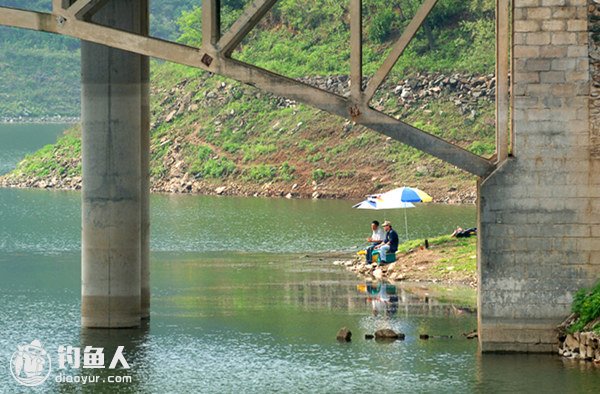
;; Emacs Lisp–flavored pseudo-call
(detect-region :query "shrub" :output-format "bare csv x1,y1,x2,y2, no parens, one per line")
298,140,317,153
570,281,600,333
307,153,323,163
202,158,236,178
311,168,329,182
279,162,295,181
197,145,213,161
368,8,396,43
335,170,355,179
243,144,277,162
468,141,495,156
246,164,277,181
222,142,241,153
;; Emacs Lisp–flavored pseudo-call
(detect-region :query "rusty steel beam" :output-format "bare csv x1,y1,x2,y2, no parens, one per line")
0,5,494,177
52,0,63,13
63,0,109,20
202,0,220,49
0,7,57,31
213,60,493,176
217,0,278,56
350,0,362,101
65,0,93,17
363,0,438,102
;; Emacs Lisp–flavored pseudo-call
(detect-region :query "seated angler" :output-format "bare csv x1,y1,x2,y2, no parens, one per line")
365,220,384,265
374,221,398,264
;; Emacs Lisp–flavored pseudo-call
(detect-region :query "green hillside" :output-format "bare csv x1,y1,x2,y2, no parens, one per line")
0,0,494,118
1,0,497,200
0,0,197,118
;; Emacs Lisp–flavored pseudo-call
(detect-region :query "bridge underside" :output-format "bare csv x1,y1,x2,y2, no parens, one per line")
1,0,598,352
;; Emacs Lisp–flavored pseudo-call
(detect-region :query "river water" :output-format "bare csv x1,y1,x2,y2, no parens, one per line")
0,124,599,393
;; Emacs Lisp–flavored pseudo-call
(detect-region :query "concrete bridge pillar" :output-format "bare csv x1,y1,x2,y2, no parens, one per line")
140,1,151,321
81,0,149,328
479,0,599,352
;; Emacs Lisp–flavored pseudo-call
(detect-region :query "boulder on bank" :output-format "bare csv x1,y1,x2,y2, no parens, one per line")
559,331,600,362
557,313,600,362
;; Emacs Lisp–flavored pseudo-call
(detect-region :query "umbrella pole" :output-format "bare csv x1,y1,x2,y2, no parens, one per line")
404,207,409,241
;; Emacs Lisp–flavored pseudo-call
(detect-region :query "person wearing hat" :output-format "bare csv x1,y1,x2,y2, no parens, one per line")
374,220,399,263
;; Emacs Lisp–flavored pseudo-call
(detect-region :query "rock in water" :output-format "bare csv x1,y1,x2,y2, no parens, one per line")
419,334,430,340
374,329,404,340
365,334,374,340
336,327,352,342
465,331,478,339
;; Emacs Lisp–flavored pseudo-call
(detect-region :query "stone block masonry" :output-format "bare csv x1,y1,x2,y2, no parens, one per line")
478,0,599,352
590,0,600,158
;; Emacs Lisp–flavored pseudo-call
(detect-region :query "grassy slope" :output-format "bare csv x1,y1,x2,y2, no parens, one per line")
3,0,497,199
396,234,477,279
142,62,492,199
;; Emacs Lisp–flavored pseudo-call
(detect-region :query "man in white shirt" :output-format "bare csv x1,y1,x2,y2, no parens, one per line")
365,220,385,265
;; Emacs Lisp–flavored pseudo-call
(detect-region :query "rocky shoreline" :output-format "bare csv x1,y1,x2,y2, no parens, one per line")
0,173,478,203
0,116,79,124
333,242,478,288
558,330,600,363
557,312,600,363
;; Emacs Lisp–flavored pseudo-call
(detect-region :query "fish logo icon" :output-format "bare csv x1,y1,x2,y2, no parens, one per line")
10,339,51,386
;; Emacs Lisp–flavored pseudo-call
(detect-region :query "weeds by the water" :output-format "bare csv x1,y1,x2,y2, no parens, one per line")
396,234,477,277
397,235,477,273
570,281,600,334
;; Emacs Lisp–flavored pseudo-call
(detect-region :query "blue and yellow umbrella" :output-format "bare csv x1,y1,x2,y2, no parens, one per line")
353,187,432,240
378,187,432,239
376,187,433,204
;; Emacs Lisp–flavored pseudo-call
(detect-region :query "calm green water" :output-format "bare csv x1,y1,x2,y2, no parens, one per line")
0,187,475,253
1,124,599,392
0,123,70,175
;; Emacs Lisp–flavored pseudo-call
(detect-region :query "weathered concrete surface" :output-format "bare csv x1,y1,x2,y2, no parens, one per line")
478,0,600,352
591,0,600,158
140,0,151,321
81,0,148,328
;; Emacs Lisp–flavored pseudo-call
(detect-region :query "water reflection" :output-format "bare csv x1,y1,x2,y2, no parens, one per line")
477,353,600,393
358,280,476,319
362,282,399,317
1,251,599,391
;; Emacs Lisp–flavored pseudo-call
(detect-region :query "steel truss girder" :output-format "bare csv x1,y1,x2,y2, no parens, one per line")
0,2,496,177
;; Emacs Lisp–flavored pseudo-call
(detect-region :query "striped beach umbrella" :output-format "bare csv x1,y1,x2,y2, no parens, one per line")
376,187,433,204
374,187,433,240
